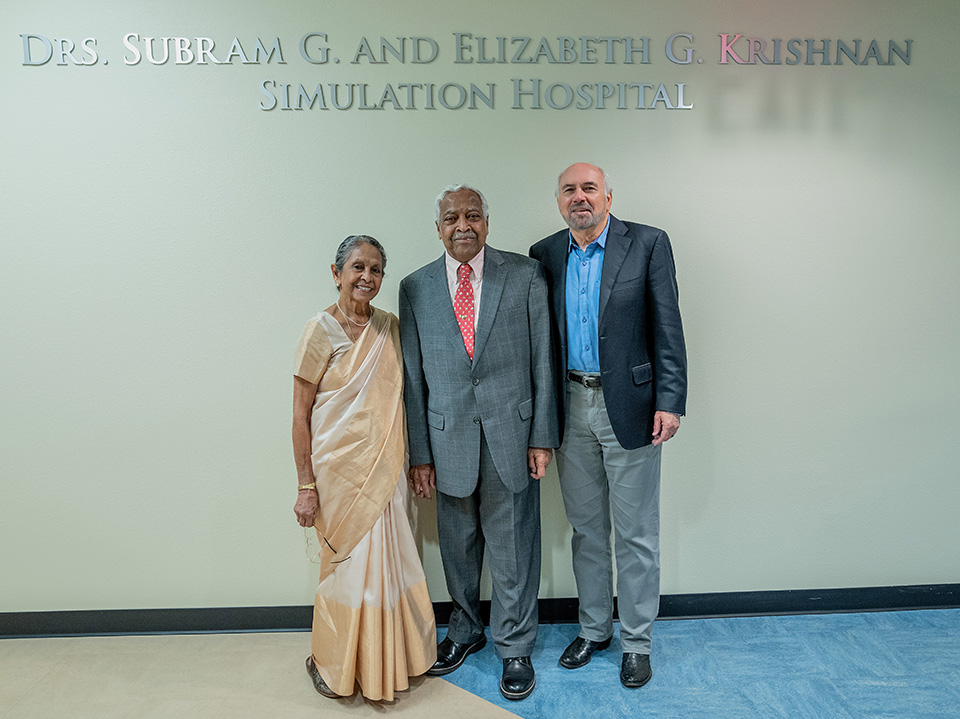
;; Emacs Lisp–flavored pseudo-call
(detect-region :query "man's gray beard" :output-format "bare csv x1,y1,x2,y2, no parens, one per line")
565,211,601,231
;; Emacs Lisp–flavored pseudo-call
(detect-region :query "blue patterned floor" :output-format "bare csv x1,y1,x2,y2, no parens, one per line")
440,609,960,718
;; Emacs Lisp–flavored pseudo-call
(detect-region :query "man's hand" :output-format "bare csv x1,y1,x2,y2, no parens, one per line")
652,411,680,446
527,447,553,479
408,463,437,500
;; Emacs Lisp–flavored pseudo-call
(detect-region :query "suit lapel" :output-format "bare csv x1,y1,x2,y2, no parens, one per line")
541,233,569,350
598,215,631,328
425,254,473,366
473,246,505,364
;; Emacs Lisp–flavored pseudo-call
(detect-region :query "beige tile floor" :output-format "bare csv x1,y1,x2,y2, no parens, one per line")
0,633,518,719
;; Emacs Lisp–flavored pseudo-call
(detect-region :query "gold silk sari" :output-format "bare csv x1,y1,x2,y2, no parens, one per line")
294,308,436,701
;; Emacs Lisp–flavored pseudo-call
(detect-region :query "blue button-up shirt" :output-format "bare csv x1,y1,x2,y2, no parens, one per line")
565,218,610,372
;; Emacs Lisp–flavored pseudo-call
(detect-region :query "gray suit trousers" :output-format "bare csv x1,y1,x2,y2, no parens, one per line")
557,380,662,654
436,429,541,659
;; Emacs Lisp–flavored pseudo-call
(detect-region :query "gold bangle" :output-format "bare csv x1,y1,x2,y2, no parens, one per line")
298,482,316,491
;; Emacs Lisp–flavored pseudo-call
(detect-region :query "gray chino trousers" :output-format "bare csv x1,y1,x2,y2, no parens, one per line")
557,379,662,655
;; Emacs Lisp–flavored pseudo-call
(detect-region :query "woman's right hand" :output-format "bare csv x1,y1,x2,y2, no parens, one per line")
294,489,320,527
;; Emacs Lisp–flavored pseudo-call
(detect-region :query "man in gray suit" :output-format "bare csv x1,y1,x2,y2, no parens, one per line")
530,163,687,689
400,184,558,701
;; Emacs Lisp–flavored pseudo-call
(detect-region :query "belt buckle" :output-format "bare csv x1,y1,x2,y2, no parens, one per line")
569,371,600,388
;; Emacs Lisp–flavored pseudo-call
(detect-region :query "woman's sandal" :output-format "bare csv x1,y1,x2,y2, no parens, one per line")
305,656,339,698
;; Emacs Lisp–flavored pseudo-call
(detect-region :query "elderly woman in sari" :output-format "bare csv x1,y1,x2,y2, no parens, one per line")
292,235,436,701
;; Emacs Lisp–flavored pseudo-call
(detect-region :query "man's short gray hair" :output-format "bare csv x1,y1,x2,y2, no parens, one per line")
555,164,613,198
434,184,490,223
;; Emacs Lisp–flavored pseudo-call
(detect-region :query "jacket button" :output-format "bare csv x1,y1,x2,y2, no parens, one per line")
473,417,481,424
472,378,480,386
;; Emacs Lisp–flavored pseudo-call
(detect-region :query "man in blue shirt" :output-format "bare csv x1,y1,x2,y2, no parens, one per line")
530,163,687,689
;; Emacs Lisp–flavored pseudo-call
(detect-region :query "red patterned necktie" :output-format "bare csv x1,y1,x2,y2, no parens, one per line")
454,263,475,359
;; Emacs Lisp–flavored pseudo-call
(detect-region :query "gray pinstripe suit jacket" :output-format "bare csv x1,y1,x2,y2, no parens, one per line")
399,246,559,498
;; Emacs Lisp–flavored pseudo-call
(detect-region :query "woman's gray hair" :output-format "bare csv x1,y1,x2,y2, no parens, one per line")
434,184,489,223
333,234,387,274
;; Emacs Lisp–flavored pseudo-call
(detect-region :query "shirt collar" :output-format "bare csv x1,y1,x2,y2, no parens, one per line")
567,216,611,253
444,245,485,280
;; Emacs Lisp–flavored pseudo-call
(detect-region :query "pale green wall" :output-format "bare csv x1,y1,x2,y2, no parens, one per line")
2,0,958,613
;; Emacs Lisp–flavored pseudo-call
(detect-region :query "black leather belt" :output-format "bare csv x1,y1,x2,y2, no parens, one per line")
566,371,602,388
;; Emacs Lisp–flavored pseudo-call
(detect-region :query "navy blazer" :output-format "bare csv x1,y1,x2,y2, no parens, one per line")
530,215,687,450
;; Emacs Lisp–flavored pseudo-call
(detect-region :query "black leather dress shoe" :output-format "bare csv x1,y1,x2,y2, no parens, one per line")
426,636,486,676
558,636,613,669
500,656,535,700
620,652,653,688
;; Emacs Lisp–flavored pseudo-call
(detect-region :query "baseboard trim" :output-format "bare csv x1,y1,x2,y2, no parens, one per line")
3,583,958,638
656,583,960,620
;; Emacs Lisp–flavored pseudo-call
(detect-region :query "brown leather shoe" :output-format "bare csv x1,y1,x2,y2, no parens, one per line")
305,656,339,698
559,636,612,669
620,652,652,688
426,636,487,676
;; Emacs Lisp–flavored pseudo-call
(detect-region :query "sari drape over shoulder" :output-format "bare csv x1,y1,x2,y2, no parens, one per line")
294,308,435,701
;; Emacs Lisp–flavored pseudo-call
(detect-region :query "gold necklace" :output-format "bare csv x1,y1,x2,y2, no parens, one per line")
336,300,371,327
336,301,371,341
